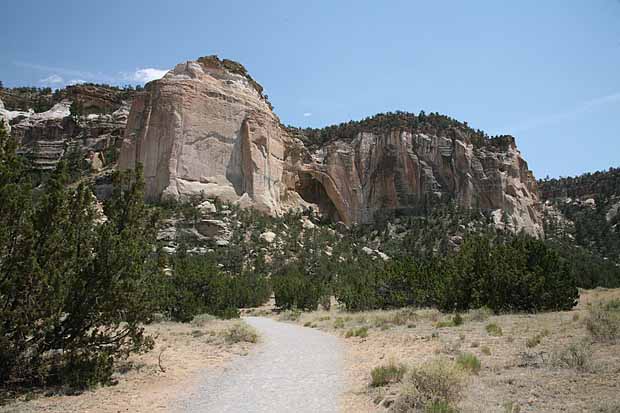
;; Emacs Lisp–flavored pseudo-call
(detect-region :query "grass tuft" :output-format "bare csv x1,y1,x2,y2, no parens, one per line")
456,353,481,374
485,323,503,337
345,326,369,338
370,361,407,387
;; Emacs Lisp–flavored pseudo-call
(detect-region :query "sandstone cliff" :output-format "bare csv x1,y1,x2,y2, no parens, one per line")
0,85,132,171
118,56,543,235
296,129,541,235
118,56,307,214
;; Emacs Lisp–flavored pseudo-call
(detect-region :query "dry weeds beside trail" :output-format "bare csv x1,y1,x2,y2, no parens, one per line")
1,319,256,413
175,316,345,413
282,288,620,413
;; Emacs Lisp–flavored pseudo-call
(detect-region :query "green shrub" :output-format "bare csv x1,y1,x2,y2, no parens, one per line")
161,250,265,322
345,326,369,338
485,323,503,337
436,314,464,328
370,362,407,387
0,157,157,389
452,314,464,326
333,317,345,329
456,353,481,374
272,263,323,311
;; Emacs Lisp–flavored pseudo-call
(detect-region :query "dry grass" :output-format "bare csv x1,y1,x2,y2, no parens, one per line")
281,288,620,413
392,358,467,412
455,353,481,375
345,326,369,338
550,339,593,371
1,317,258,413
223,322,259,344
586,301,620,342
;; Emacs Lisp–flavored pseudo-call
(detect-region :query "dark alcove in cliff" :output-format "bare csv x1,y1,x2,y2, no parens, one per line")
296,172,341,223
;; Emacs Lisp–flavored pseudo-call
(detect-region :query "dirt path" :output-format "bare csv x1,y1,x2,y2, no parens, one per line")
175,316,344,413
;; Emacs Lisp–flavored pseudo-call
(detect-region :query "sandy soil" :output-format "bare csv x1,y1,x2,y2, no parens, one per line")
1,318,256,413
269,288,620,413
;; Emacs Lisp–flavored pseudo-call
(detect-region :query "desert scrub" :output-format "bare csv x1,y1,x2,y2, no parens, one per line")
456,353,481,374
425,401,459,413
391,308,418,325
333,317,345,329
370,361,407,387
224,322,258,344
526,329,549,348
586,301,620,342
435,320,454,328
485,323,503,337
191,313,217,327
391,358,466,412
526,335,541,348
345,326,368,338
551,340,592,371
480,346,491,355
435,314,464,328
279,309,302,322
468,306,493,322
503,401,521,413
452,313,464,326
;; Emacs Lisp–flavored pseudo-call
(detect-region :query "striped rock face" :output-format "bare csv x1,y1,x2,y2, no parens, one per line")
298,130,542,236
119,56,542,236
118,56,308,215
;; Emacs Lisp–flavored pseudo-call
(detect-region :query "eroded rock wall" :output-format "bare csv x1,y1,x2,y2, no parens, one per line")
299,130,542,235
118,56,543,235
118,56,306,214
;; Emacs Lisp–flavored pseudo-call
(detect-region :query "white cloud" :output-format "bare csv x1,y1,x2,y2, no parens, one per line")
127,68,169,83
303,112,313,117
39,74,64,85
15,61,169,86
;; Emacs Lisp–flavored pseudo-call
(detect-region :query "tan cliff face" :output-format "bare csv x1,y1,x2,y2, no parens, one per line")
0,86,130,171
118,56,543,236
118,56,307,214
298,131,542,236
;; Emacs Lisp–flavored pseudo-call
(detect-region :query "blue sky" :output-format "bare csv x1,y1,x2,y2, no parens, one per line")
1,1,619,178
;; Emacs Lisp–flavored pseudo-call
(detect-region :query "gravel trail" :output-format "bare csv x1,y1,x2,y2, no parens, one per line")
176,316,344,413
